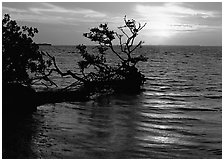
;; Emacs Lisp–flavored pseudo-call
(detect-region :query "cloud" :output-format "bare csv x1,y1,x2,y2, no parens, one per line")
136,3,218,20
163,3,217,18
2,3,107,25
3,6,27,13
135,3,221,34
8,13,76,25
29,3,106,18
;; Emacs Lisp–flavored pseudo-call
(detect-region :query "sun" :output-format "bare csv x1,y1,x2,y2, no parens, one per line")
135,4,180,39
147,16,176,38
150,22,174,38
156,29,172,37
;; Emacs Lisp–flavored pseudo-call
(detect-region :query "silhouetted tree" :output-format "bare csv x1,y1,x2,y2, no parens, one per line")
2,14,51,86
75,16,148,92
3,14,147,96
46,16,148,93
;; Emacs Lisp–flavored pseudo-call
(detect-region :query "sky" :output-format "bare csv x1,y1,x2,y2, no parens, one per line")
2,2,222,46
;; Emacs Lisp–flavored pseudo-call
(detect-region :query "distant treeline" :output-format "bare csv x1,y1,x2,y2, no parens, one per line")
37,43,52,46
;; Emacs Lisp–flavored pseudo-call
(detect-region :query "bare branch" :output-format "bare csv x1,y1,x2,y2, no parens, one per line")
118,27,129,39
130,41,143,53
139,23,147,31
109,43,125,62
45,52,87,83
115,32,128,55
62,80,82,91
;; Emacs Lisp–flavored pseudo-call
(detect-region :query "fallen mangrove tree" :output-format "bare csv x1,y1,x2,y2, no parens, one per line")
3,14,148,113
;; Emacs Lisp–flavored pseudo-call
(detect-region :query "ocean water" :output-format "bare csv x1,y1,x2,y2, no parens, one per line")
29,45,221,158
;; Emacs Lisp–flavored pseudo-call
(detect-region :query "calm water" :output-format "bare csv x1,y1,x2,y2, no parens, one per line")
29,45,221,158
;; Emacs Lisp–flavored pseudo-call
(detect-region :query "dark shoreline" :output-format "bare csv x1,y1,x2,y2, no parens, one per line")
2,83,89,159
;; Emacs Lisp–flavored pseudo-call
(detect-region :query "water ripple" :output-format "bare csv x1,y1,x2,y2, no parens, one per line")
31,45,222,159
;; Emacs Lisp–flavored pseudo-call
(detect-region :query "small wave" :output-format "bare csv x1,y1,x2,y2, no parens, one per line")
204,95,222,99
175,107,217,112
158,96,185,102
144,89,166,94
140,112,199,121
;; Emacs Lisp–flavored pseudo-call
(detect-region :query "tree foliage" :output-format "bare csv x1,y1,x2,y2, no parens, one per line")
2,14,47,85
74,16,148,92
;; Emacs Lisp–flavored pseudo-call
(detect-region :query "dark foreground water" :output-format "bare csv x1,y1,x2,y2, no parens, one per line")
4,46,222,158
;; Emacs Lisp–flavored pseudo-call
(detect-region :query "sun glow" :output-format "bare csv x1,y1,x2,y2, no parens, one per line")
155,30,171,37
146,19,176,39
150,19,175,38
135,4,180,38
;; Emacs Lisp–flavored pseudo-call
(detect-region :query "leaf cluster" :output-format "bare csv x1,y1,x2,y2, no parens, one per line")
2,14,47,85
83,23,115,46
